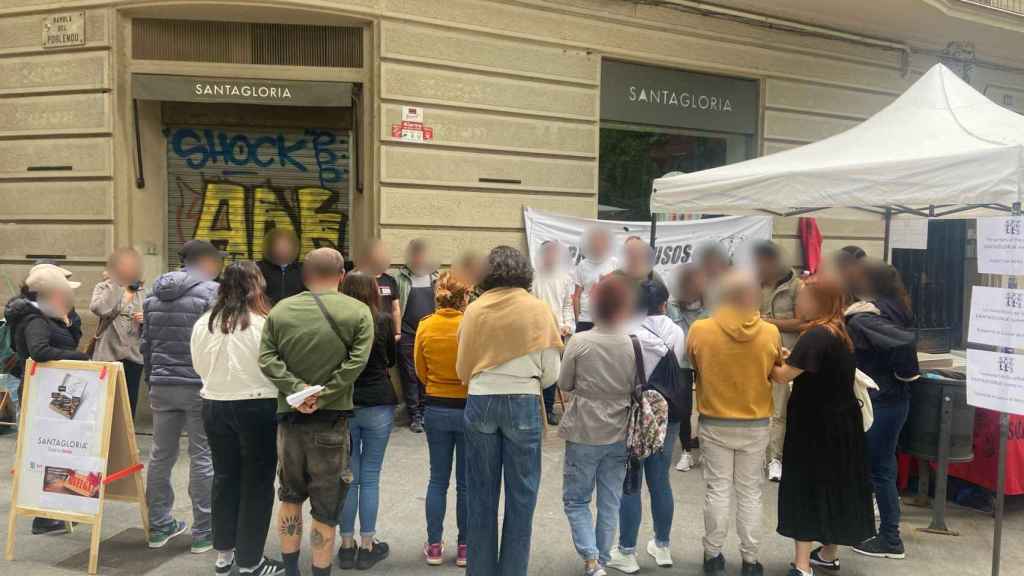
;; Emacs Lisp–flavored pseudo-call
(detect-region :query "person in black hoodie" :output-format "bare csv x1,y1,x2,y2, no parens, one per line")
845,261,919,561
335,273,397,570
4,264,89,536
257,229,305,305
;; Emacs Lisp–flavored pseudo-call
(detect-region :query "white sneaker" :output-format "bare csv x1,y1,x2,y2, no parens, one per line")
606,548,640,574
675,451,695,472
646,539,672,567
768,458,782,482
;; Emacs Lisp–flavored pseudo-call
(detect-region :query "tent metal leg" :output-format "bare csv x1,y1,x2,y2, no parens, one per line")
883,207,892,262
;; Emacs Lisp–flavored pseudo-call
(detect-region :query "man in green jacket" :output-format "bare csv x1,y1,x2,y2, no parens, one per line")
259,247,374,576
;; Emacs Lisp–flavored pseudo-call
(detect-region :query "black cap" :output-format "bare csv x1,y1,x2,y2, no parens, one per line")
178,239,227,264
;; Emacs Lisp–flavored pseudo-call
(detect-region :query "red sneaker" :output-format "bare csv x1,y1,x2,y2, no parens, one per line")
424,542,444,566
456,544,468,568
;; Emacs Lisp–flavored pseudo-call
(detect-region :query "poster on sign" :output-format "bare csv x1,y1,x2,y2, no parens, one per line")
967,286,1024,349
523,208,772,281
967,348,1024,416
977,216,1024,275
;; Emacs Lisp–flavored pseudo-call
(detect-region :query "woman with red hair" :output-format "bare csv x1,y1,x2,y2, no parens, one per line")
770,276,874,576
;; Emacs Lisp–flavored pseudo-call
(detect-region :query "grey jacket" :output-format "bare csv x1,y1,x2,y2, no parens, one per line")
141,269,218,386
557,328,637,445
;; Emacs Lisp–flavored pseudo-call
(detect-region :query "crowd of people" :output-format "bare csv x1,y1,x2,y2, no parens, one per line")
0,226,922,576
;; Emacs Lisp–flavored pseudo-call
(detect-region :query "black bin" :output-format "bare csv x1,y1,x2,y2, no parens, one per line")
900,369,975,463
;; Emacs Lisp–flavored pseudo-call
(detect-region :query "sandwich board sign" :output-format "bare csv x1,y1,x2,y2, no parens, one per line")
5,360,148,574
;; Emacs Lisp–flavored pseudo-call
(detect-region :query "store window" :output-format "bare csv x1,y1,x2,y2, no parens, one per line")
599,61,759,221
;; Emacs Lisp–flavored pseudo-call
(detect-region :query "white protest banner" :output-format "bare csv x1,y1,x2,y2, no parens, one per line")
967,349,1024,416
523,208,773,280
977,216,1024,275
967,286,1024,349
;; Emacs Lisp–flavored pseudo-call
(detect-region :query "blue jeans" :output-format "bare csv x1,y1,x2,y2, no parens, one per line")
338,405,394,538
865,398,909,546
619,421,679,551
464,394,543,576
563,441,628,564
424,405,467,545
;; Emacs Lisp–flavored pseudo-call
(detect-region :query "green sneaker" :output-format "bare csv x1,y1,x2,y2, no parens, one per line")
191,534,214,554
148,520,188,549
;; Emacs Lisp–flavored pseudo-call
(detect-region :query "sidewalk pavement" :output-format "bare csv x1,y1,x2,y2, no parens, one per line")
1,427,1021,575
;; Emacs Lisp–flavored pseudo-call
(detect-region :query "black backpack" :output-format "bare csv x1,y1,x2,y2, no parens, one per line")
640,326,688,422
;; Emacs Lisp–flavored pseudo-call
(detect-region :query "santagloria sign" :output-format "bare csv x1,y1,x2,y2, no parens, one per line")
601,61,758,135
133,74,353,107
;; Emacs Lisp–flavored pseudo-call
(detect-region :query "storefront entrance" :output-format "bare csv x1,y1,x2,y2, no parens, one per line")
598,61,758,220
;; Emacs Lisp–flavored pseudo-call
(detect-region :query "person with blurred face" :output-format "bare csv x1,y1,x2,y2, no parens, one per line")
695,243,731,310
573,228,619,332
259,248,373,576
355,240,402,343
770,276,874,576
620,236,664,285
753,241,803,483
668,263,706,472
395,239,438,433
142,239,223,552
257,229,305,305
834,246,868,303
558,274,637,576
452,250,486,303
687,271,783,576
4,264,89,536
532,240,575,426
91,247,146,416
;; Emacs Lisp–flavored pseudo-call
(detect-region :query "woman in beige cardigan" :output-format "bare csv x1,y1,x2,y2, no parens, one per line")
90,247,145,415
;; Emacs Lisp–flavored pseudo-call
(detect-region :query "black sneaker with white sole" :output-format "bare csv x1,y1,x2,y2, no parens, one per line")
852,536,906,559
239,557,286,576
355,540,390,570
215,558,234,575
810,547,839,571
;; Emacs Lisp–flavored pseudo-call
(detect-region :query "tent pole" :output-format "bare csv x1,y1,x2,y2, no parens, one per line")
882,207,893,263
649,213,658,248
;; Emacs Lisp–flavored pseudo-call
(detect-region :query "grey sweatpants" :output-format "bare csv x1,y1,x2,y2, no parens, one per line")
146,385,213,537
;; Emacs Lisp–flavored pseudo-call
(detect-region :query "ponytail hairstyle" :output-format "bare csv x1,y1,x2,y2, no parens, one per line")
434,271,472,312
799,275,853,352
208,261,270,334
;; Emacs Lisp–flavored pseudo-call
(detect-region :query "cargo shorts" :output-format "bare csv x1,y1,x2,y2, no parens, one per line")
276,413,352,526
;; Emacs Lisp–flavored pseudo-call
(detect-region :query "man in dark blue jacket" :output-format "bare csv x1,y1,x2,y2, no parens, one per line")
141,239,221,552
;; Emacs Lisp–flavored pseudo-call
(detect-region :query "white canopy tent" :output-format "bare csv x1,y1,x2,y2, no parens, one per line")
650,63,1024,227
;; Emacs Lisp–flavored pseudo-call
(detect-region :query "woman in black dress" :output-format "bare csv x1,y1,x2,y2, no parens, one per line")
771,276,874,576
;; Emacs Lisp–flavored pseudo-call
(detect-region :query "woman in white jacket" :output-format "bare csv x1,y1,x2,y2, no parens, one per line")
531,240,575,425
190,261,282,576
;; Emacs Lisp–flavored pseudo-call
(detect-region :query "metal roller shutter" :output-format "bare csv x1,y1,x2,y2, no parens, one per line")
166,124,351,266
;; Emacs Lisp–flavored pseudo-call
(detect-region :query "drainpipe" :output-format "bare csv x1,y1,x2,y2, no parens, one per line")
646,0,913,76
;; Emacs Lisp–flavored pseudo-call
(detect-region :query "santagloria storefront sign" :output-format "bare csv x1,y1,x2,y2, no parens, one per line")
132,74,353,107
601,61,758,135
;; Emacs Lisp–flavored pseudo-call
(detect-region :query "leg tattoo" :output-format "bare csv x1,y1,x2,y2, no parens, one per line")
280,513,303,537
310,527,328,550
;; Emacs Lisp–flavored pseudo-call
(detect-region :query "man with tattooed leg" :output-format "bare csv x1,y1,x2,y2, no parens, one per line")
259,248,375,576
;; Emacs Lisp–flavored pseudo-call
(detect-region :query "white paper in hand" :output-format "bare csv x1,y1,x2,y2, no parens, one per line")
287,385,324,408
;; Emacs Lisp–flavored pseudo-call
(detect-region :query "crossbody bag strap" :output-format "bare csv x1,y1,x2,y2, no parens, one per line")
310,293,346,343
629,334,647,400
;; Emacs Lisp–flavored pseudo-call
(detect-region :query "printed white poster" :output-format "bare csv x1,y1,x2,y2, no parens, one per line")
968,286,1024,349
15,365,109,512
523,208,773,281
967,348,1024,416
977,217,1024,275
890,218,929,250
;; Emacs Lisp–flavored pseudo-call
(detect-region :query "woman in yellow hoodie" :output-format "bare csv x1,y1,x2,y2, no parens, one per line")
414,272,472,567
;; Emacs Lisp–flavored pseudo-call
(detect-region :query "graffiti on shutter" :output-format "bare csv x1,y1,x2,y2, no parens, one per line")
166,125,351,265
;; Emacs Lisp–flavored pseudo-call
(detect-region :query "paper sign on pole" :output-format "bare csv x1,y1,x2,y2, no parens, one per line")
890,218,929,250
523,208,773,282
977,217,1024,275
967,286,1024,350
967,349,1024,416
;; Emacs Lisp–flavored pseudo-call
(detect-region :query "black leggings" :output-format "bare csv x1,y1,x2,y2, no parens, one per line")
679,369,698,450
